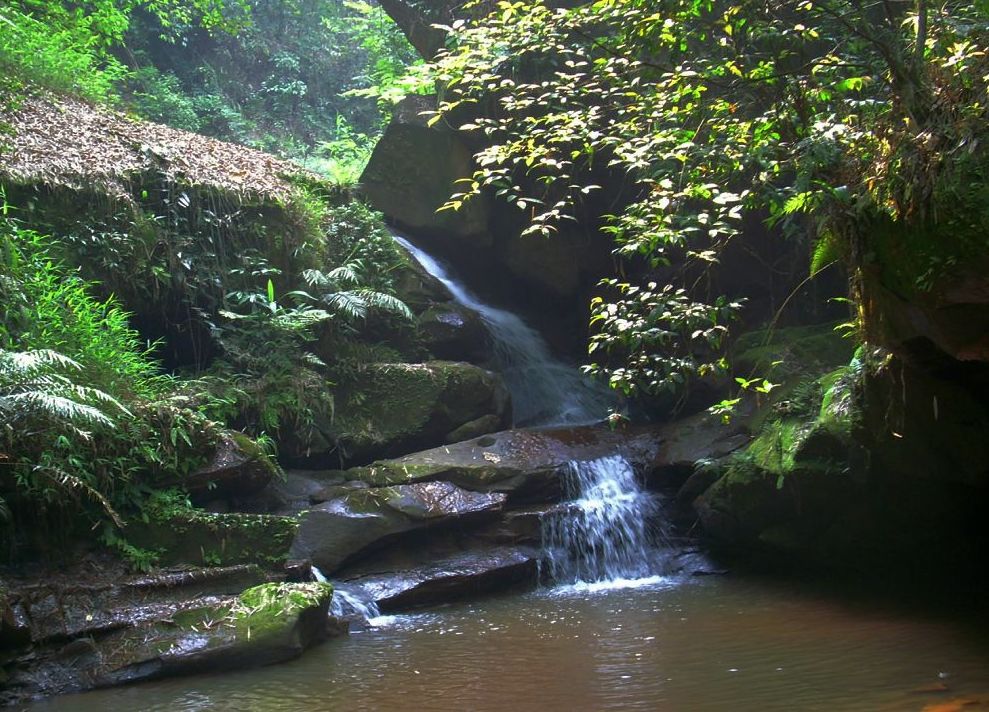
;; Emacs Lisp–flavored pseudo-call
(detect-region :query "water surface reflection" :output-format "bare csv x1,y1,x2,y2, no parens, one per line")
28,575,989,712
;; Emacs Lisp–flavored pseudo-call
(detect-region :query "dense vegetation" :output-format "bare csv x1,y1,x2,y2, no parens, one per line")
0,0,425,175
428,0,989,402
0,1,424,559
1,0,988,573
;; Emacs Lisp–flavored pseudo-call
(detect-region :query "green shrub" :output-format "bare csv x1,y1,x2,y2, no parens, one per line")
0,5,127,102
0,218,222,554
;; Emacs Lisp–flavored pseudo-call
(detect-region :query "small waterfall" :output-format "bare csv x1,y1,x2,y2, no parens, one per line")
541,455,660,585
329,587,382,622
315,567,389,626
392,233,612,427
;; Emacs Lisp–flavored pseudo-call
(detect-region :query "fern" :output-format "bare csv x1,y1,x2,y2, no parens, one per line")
303,265,413,322
0,349,126,434
810,231,840,277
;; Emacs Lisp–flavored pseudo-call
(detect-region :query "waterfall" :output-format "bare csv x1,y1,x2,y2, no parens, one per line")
540,455,660,585
315,567,391,626
392,233,612,427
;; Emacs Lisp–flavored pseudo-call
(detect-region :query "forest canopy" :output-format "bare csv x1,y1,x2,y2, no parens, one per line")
428,0,989,398
0,0,425,175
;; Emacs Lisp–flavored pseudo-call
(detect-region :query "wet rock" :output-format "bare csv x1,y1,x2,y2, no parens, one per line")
647,409,752,490
270,469,350,514
345,423,667,503
867,257,989,366
125,511,298,568
0,565,329,704
362,95,490,243
474,504,566,547
342,547,538,612
93,582,334,688
418,303,490,362
361,96,612,304
310,479,371,504
181,432,279,506
12,565,279,644
445,414,503,443
0,579,30,650
328,361,511,464
290,482,507,574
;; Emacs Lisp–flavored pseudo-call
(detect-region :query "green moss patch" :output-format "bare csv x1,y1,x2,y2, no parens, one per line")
125,510,299,568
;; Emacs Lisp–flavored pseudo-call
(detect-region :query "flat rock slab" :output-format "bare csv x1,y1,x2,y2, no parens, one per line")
290,482,507,574
344,424,670,501
92,583,333,688
1,573,332,705
9,564,279,644
341,546,539,612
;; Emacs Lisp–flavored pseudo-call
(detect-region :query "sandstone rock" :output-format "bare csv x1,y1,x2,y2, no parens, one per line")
361,95,489,243
418,303,490,362
342,546,538,612
182,432,278,506
125,511,298,568
345,423,667,502
290,481,507,574
93,582,333,687
445,414,503,443
329,361,511,464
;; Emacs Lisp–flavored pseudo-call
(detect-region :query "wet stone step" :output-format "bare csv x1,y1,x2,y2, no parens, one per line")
339,546,539,612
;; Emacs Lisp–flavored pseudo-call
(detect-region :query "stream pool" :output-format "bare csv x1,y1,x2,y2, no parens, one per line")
27,573,989,711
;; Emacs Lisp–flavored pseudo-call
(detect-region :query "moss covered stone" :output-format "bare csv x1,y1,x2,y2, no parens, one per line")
330,361,510,463
734,322,857,379
94,582,334,688
125,510,299,568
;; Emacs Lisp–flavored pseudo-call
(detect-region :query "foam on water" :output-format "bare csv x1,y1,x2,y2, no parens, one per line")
541,455,663,586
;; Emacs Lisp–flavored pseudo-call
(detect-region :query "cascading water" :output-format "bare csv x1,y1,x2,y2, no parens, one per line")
392,233,613,426
392,234,661,586
541,455,662,585
314,567,391,627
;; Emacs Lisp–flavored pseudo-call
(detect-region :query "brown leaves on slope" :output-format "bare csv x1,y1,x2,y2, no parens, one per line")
0,93,312,199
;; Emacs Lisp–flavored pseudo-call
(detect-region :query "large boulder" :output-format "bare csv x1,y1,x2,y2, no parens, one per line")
417,303,491,362
0,566,333,704
328,361,511,464
690,350,989,571
290,481,507,574
344,423,669,503
361,95,490,244
360,96,613,307
93,582,334,688
180,432,280,506
124,510,299,568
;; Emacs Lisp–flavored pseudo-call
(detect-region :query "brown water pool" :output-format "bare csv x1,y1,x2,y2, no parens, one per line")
26,573,989,711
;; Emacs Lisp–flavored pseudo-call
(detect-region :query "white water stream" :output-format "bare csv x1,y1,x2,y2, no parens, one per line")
541,455,661,585
393,234,659,587
392,233,613,427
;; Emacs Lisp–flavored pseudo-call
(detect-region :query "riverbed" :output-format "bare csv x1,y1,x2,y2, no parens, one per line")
28,572,989,711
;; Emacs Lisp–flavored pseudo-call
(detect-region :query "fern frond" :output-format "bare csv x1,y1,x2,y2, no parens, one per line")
322,291,368,321
32,464,123,527
356,290,414,320
810,231,840,276
4,392,115,427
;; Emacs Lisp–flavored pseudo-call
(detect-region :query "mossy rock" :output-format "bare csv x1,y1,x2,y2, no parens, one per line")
360,95,490,242
734,321,857,380
94,582,334,687
180,431,281,506
290,481,506,573
693,359,865,554
329,361,510,464
125,510,299,568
